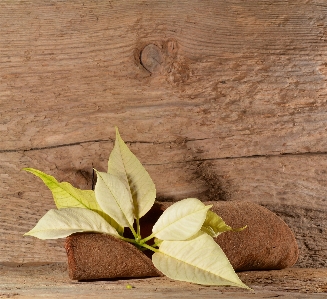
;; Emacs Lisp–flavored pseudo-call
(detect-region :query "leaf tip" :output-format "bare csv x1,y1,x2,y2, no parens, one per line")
23,231,33,237
115,126,120,137
239,282,252,290
234,225,248,232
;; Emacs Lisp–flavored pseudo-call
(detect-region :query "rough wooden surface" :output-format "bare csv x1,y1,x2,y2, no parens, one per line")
1,263,327,299
1,0,327,268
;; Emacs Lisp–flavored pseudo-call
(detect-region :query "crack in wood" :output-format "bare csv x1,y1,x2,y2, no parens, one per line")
143,151,327,166
0,139,111,153
2,137,327,166
0,137,212,153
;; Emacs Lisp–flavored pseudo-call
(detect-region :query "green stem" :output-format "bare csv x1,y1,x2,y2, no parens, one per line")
129,225,138,240
140,233,155,244
119,235,158,252
140,243,159,253
119,236,138,244
136,217,141,238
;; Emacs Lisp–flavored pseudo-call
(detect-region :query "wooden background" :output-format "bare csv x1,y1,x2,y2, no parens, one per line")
1,0,327,267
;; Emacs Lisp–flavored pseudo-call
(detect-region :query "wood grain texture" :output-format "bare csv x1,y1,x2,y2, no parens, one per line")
1,0,327,266
2,263,327,298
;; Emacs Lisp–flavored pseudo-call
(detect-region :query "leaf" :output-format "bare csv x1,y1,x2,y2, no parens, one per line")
24,208,119,240
23,168,123,235
107,127,156,219
152,198,211,241
153,238,163,247
202,210,247,238
152,232,249,288
94,170,134,228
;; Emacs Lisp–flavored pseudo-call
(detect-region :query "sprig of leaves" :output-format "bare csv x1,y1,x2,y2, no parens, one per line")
23,127,249,289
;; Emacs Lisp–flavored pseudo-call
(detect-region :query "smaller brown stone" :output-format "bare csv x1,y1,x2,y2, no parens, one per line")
140,201,299,271
209,201,299,271
65,233,162,280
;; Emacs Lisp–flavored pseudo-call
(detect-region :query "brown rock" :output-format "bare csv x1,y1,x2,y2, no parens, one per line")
208,201,299,271
140,201,299,271
65,233,162,280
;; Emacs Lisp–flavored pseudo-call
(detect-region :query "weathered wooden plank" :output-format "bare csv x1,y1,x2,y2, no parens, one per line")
1,0,327,268
1,263,327,298
1,144,327,266
199,155,327,268
1,0,327,157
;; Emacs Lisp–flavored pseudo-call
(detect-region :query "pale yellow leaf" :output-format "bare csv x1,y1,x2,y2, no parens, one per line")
23,168,123,235
25,208,119,240
152,198,211,241
152,232,249,288
94,171,134,228
108,127,156,219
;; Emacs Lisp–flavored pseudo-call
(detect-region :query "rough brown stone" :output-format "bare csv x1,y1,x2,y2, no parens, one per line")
65,233,162,280
208,201,299,271
140,201,299,271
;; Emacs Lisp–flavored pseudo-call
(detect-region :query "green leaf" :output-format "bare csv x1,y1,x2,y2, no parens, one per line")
202,210,247,238
24,207,119,240
94,170,134,228
152,232,249,288
23,168,123,235
108,127,156,220
153,238,163,247
152,198,211,241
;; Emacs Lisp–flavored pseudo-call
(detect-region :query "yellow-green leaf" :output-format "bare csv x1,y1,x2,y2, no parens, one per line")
202,210,246,238
23,168,123,235
24,208,119,240
153,237,163,248
152,232,249,288
94,170,134,228
152,198,211,241
108,127,156,219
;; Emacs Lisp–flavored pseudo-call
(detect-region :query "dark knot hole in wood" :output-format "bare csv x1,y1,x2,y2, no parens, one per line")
140,44,163,74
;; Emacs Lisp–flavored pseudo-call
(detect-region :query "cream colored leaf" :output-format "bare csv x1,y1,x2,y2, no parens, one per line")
152,198,211,241
24,208,119,240
152,232,249,288
94,170,134,228
108,127,156,219
202,210,246,238
23,168,123,235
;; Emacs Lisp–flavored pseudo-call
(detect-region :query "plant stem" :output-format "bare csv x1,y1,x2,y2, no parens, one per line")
119,235,158,252
140,233,155,244
140,243,159,253
129,225,138,240
119,236,138,244
136,217,141,238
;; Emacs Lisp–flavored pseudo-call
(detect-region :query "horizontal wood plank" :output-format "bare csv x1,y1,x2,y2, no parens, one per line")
1,145,327,266
2,263,327,298
1,0,327,267
1,0,327,157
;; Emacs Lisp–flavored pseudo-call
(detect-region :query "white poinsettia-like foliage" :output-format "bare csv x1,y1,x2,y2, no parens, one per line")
24,127,248,289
